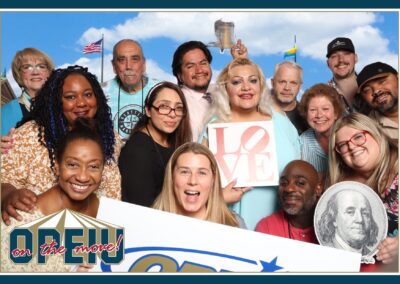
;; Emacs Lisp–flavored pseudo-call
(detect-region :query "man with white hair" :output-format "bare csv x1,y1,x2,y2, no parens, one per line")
271,61,308,134
102,39,158,140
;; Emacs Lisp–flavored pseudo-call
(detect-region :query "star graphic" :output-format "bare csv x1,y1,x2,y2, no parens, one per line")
259,256,283,272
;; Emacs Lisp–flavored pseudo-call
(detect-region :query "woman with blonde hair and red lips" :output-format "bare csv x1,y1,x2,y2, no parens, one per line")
327,113,398,269
119,82,192,207
1,118,105,272
153,142,243,227
200,58,300,230
299,83,343,184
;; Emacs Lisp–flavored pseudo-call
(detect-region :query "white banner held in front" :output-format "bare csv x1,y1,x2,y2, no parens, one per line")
208,121,279,187
93,198,361,273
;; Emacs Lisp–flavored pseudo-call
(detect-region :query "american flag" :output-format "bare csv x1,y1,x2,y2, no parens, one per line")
83,39,103,54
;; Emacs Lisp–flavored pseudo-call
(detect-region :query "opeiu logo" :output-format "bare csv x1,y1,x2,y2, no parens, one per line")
9,209,124,265
100,247,284,272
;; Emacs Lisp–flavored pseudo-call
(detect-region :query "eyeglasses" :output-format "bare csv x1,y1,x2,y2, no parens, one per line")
151,105,186,117
20,64,48,74
335,131,369,154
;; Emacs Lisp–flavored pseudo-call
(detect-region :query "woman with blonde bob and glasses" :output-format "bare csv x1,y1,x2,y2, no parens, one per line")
119,81,192,207
153,142,245,228
1,48,54,152
327,112,398,268
200,58,300,230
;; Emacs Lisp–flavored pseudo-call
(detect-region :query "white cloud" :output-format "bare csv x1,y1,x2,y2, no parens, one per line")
8,12,396,97
79,12,397,69
7,55,177,95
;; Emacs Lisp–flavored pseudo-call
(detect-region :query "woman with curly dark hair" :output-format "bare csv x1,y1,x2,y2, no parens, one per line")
1,65,122,225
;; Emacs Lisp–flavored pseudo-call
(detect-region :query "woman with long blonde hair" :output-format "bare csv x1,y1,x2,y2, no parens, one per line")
153,142,242,227
200,58,300,230
327,112,398,266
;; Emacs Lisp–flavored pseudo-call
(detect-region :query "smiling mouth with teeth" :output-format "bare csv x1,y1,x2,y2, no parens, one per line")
185,190,200,196
71,183,90,191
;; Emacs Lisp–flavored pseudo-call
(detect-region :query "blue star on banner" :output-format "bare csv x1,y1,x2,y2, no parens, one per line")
259,257,283,272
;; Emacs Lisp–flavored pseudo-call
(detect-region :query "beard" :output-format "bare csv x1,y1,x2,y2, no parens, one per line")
283,194,317,216
192,83,209,92
334,66,355,80
375,92,398,114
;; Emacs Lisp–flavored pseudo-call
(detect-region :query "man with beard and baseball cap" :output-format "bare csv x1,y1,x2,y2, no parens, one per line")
255,160,322,243
172,40,247,141
326,37,367,114
357,62,398,142
102,39,159,140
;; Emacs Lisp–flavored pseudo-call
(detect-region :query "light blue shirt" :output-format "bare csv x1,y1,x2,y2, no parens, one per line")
299,128,328,173
201,111,301,230
102,77,159,140
1,99,23,136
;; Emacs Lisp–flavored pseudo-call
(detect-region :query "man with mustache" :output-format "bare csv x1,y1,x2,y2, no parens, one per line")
326,37,364,114
102,39,159,140
172,40,247,141
357,62,398,142
271,61,308,134
255,160,322,243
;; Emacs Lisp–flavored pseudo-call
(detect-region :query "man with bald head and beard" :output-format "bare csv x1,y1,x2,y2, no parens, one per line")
256,160,322,243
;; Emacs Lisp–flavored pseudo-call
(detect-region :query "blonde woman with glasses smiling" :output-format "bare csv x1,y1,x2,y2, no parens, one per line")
327,112,398,269
119,81,192,207
1,48,54,137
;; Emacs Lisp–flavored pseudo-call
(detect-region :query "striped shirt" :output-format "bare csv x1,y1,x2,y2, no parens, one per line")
299,128,327,173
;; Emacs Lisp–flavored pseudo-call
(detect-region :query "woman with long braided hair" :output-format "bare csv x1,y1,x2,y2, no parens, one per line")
1,65,122,225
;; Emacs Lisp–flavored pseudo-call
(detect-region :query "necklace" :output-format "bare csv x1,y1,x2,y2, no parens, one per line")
145,124,168,168
286,213,306,240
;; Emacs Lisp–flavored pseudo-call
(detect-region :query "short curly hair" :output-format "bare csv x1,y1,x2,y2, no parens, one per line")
298,83,343,119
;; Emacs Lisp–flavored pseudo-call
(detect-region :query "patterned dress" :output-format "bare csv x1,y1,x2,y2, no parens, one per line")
1,121,122,199
383,174,399,237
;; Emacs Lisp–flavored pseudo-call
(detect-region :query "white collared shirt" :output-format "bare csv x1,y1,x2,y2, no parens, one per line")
181,85,212,142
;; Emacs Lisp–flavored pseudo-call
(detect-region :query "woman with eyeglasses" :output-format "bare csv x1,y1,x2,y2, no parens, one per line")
298,83,344,185
118,81,192,207
327,112,398,268
1,48,54,153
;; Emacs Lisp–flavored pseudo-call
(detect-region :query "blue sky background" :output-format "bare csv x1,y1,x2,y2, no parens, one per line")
2,11,398,97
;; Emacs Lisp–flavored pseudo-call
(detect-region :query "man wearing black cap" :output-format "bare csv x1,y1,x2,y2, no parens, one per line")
326,37,360,114
357,62,398,142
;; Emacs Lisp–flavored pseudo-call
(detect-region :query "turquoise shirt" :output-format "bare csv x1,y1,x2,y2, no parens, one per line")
102,77,159,140
1,99,23,136
300,128,328,173
201,111,301,230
